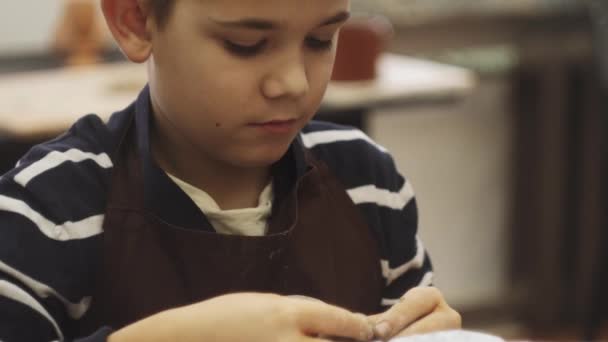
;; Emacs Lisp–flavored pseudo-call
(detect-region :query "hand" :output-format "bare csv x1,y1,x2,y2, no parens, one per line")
108,292,374,342
370,287,461,341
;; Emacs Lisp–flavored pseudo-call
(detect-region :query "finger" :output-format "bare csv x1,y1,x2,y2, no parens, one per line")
292,299,373,341
394,309,462,337
366,313,383,325
301,336,334,342
373,287,442,340
302,337,333,342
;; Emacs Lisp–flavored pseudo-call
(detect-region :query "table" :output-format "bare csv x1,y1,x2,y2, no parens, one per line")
0,53,475,139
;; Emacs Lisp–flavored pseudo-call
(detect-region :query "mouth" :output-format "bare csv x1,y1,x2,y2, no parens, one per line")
247,119,299,134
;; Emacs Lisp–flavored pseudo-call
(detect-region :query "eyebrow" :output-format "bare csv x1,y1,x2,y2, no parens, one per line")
210,11,350,30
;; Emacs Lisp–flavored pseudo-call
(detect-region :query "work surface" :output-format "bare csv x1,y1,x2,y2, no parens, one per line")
0,53,476,140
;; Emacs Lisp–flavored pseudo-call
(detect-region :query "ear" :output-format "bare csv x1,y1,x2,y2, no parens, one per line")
101,0,154,63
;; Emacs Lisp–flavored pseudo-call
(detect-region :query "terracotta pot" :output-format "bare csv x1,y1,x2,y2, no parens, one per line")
53,0,105,66
331,15,393,82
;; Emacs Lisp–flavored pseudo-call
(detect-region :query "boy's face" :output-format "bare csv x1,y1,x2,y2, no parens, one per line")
147,0,350,168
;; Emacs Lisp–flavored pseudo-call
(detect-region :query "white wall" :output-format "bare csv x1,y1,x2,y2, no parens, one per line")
0,1,109,56
368,78,513,309
0,2,63,55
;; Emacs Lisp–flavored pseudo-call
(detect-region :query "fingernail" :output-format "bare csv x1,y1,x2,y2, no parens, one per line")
374,321,392,339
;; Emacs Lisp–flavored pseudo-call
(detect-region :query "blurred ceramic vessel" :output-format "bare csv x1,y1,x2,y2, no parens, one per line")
331,15,393,82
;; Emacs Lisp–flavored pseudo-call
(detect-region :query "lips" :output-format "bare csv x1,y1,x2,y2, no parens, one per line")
251,118,297,125
248,119,298,134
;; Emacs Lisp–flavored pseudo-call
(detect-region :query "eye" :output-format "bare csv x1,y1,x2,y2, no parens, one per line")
224,39,267,57
306,37,333,51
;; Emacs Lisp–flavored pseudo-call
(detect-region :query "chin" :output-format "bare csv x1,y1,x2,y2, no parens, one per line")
234,144,291,168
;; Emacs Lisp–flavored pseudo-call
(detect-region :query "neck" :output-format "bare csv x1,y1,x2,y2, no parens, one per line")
150,119,271,211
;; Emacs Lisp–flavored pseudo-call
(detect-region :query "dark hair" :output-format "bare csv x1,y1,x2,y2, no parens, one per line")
150,0,175,28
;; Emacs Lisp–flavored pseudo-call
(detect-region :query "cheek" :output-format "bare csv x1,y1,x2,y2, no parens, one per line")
308,52,336,85
306,57,335,101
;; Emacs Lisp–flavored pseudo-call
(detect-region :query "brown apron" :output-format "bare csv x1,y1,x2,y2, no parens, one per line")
76,123,384,337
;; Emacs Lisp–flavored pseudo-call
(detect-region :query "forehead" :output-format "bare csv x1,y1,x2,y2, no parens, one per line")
178,0,350,25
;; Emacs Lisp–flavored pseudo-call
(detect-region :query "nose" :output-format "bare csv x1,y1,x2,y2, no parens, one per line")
262,55,310,100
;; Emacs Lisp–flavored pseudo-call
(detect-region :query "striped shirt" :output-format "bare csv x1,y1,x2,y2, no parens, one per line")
0,87,432,341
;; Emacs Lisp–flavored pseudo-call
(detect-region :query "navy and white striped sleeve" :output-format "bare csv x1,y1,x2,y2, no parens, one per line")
0,115,114,341
347,142,434,308
301,123,434,309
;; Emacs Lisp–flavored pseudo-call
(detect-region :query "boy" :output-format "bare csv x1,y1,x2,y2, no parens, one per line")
0,0,460,341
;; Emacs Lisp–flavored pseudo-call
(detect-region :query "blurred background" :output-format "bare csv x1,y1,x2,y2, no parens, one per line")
0,0,606,340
